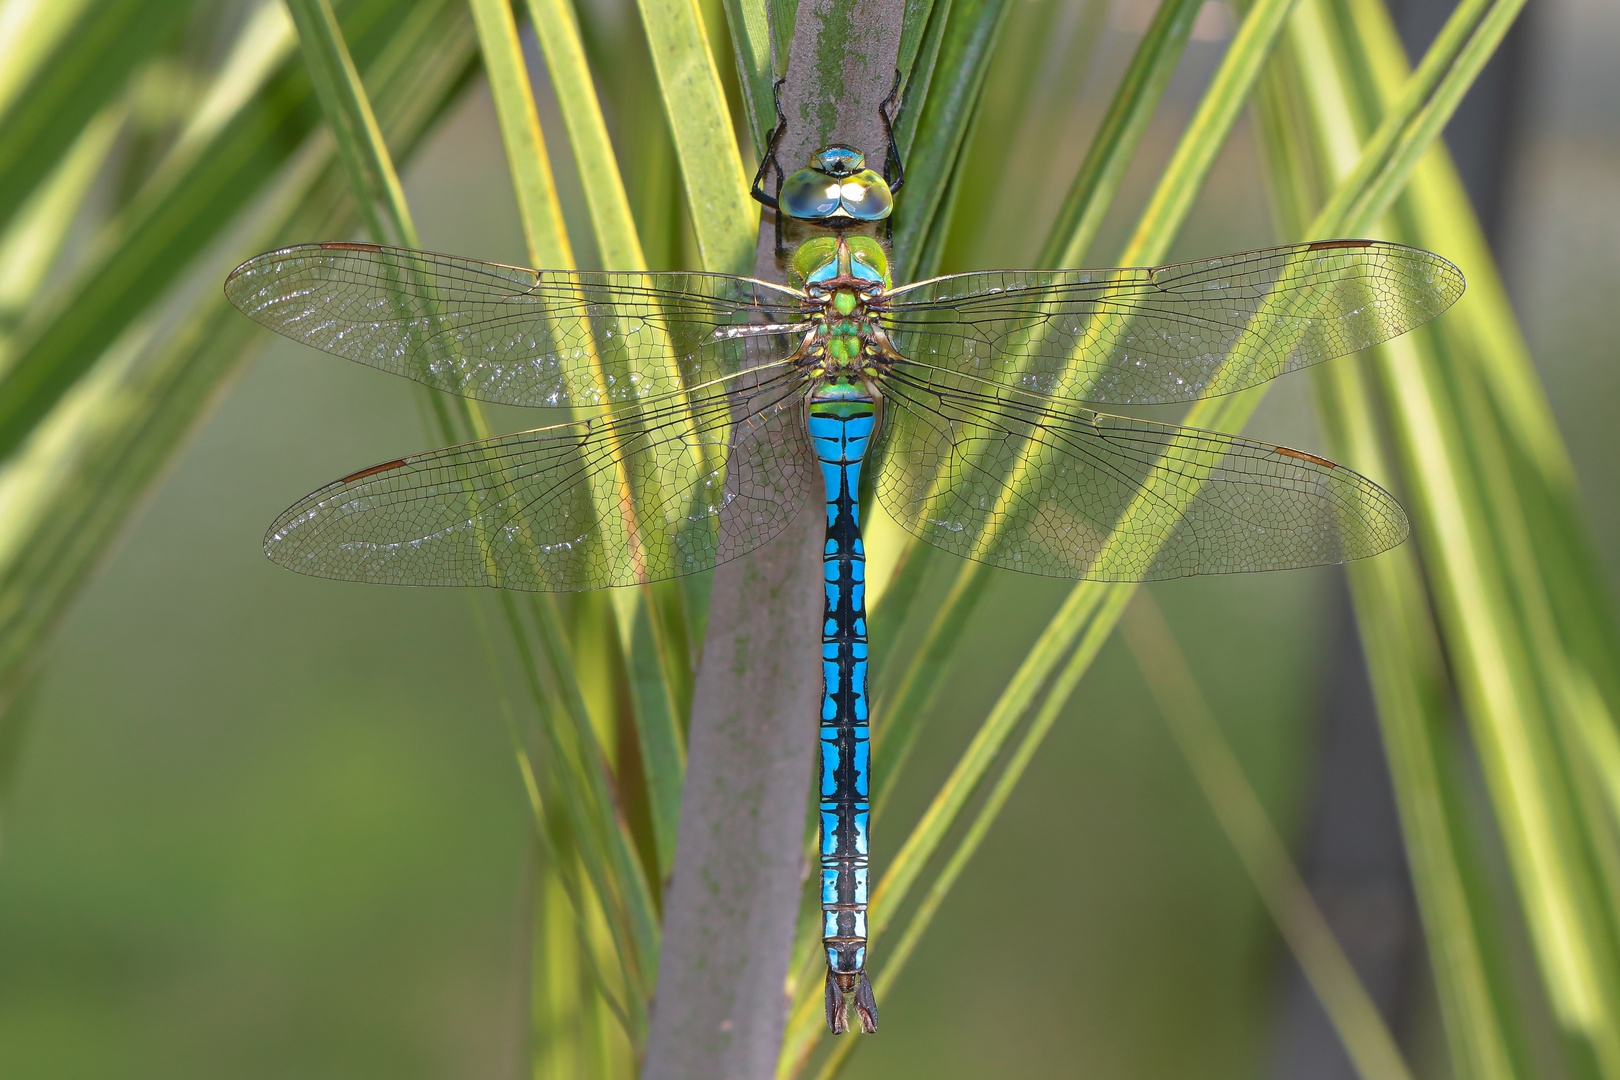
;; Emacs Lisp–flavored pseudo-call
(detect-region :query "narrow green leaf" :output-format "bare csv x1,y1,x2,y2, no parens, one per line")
864,529,935,657
719,0,776,149
486,595,644,1035
0,0,96,119
1253,44,1526,1077
937,0,1101,265
1039,0,1205,269
635,0,756,275
290,0,665,1023
137,0,299,201
1333,0,1620,733
0,0,197,236
0,0,479,724
285,0,420,246
526,0,648,271
617,586,688,877
1321,0,1527,239
1380,327,1620,1078
894,0,937,82
1286,5,1620,1073
869,562,988,815
520,0,702,883
1120,0,1300,265
507,592,659,1034
0,104,124,362
767,0,798,84
0,2,431,474
1350,543,1524,1080
469,0,575,268
890,0,950,163
1123,594,1414,1080
890,0,1010,281
475,0,683,915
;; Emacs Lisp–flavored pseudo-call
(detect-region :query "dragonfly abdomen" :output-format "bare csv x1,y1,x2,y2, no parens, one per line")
808,386,879,1035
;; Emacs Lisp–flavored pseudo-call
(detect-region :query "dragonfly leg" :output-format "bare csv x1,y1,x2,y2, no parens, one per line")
749,77,791,255
879,68,905,245
880,68,905,196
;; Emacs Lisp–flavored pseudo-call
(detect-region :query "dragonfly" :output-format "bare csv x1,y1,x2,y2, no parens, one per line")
225,139,1464,1036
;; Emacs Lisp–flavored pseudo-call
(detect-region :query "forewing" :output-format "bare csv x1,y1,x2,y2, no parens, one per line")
264,366,814,590
879,241,1464,405
873,370,1408,581
225,243,809,408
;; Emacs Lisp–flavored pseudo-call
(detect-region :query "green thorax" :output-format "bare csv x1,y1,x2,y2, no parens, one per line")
791,236,891,388
791,235,890,290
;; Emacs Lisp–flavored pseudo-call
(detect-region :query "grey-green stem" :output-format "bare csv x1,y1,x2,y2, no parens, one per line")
641,4,902,1077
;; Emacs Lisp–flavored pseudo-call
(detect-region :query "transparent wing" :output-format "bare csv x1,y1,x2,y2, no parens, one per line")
879,241,1464,405
265,365,815,590
225,243,810,408
873,366,1408,581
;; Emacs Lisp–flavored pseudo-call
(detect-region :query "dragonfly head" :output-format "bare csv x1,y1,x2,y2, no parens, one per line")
780,144,894,224
810,144,866,177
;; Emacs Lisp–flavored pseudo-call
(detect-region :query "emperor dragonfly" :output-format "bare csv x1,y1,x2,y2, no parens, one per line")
225,148,1462,1033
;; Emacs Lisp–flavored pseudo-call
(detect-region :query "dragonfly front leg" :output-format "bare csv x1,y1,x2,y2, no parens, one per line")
808,393,879,1034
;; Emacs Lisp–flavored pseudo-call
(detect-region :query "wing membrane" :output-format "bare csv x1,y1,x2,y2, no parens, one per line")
225,243,810,408
873,367,1407,581
265,367,814,590
880,241,1463,405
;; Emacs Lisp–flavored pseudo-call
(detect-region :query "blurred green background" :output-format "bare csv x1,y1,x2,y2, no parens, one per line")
0,0,1614,1077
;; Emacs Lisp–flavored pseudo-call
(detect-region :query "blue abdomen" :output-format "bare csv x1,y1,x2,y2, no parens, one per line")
807,388,876,1005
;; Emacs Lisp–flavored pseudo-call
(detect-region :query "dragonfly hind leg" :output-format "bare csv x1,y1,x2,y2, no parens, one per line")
825,969,879,1034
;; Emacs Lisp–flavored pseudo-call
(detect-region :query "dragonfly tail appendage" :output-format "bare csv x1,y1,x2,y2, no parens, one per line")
825,969,879,1035
809,391,878,1034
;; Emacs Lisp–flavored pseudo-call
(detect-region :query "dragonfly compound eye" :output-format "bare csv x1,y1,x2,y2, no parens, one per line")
781,143,895,225
781,168,847,220
780,169,894,224
834,172,893,221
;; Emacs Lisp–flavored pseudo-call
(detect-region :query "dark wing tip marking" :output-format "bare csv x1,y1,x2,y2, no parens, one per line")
341,459,409,483
1273,446,1337,468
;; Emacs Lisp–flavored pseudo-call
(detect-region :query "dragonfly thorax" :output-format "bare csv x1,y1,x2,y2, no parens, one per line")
791,237,895,381
820,316,868,365
792,235,891,292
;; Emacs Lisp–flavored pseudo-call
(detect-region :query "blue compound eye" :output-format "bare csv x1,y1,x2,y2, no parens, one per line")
781,168,844,219
836,171,893,221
